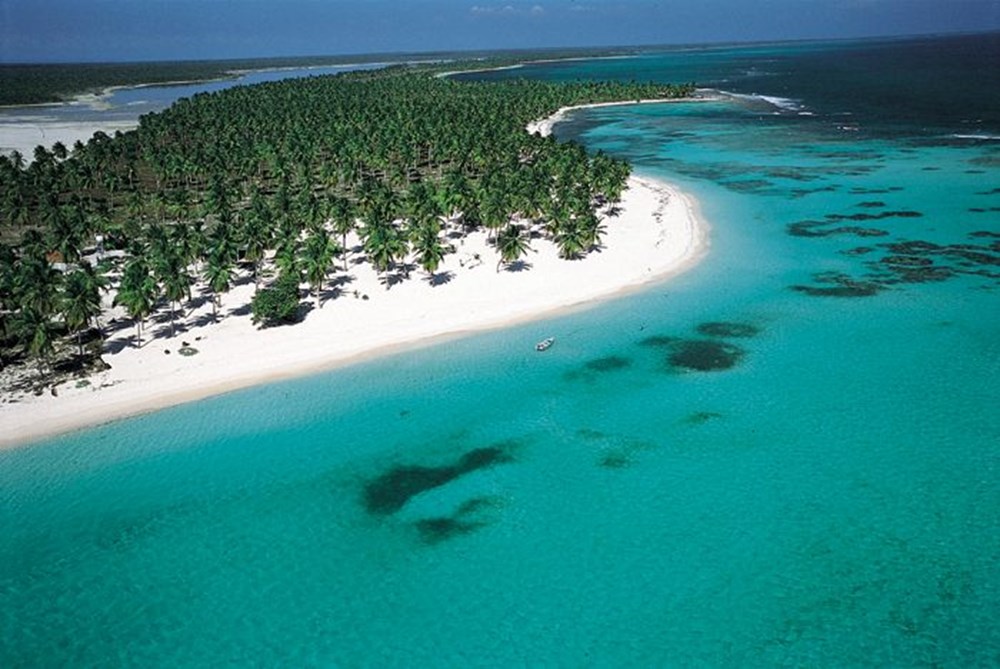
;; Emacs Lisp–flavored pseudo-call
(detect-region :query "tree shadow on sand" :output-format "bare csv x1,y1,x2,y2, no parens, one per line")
379,265,415,290
427,270,455,286
104,336,135,354
191,313,219,328
319,286,343,303
228,303,253,317
103,318,135,335
503,260,532,273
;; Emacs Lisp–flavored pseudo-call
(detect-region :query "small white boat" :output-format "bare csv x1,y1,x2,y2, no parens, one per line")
535,337,555,352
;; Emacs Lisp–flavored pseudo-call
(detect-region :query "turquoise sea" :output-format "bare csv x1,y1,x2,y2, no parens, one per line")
2,34,999,666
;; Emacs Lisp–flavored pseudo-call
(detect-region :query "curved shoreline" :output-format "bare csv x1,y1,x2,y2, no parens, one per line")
0,105,709,449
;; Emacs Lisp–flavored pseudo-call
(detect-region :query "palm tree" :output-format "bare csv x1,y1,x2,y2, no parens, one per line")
328,195,355,272
9,150,25,171
156,250,192,337
61,266,105,356
203,250,234,321
241,192,273,288
273,232,301,278
577,208,608,251
478,189,509,243
439,167,471,222
554,218,588,260
410,218,447,277
496,223,531,271
301,229,335,306
13,253,62,318
47,203,88,263
20,307,57,379
115,257,157,347
52,141,69,162
363,221,408,278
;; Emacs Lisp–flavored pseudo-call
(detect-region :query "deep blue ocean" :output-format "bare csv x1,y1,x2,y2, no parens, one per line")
2,33,999,666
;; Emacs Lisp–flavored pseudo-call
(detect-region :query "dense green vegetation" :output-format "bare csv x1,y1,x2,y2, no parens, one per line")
0,61,694,384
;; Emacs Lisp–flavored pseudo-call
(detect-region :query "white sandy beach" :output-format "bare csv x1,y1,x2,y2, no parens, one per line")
0,118,139,159
0,105,709,447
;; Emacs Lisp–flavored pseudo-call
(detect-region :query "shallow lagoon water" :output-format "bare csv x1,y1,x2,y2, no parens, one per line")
2,35,999,666
0,63,382,129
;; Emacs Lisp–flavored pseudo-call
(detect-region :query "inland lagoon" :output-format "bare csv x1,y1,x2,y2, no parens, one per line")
2,33,999,665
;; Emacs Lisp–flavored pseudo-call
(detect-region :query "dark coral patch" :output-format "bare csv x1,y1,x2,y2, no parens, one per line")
882,255,934,267
413,496,500,545
458,446,514,471
584,355,632,372
969,156,1000,168
791,283,881,298
696,321,760,338
639,335,679,348
414,517,483,544
456,497,495,516
787,220,888,238
849,186,904,195
871,253,954,284
881,240,1000,268
684,411,723,425
790,273,882,298
668,340,745,372
856,201,886,208
825,210,922,222
842,246,876,256
790,185,839,198
364,466,454,515
892,266,955,283
598,452,631,469
724,179,774,193
363,446,514,515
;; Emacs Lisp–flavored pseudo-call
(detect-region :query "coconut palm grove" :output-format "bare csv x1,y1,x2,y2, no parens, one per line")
0,64,693,385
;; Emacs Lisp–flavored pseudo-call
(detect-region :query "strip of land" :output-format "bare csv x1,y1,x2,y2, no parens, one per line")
0,104,709,448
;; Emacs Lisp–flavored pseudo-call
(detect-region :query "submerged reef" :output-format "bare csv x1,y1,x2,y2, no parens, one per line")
638,323,750,371
696,322,761,338
668,339,745,371
788,209,921,238
794,233,1000,298
413,497,500,545
791,272,883,297
683,411,724,425
787,222,888,238
584,355,632,372
363,445,514,515
563,354,633,382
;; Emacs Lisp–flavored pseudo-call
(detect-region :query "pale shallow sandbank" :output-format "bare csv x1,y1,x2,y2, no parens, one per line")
0,108,710,448
0,119,139,159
